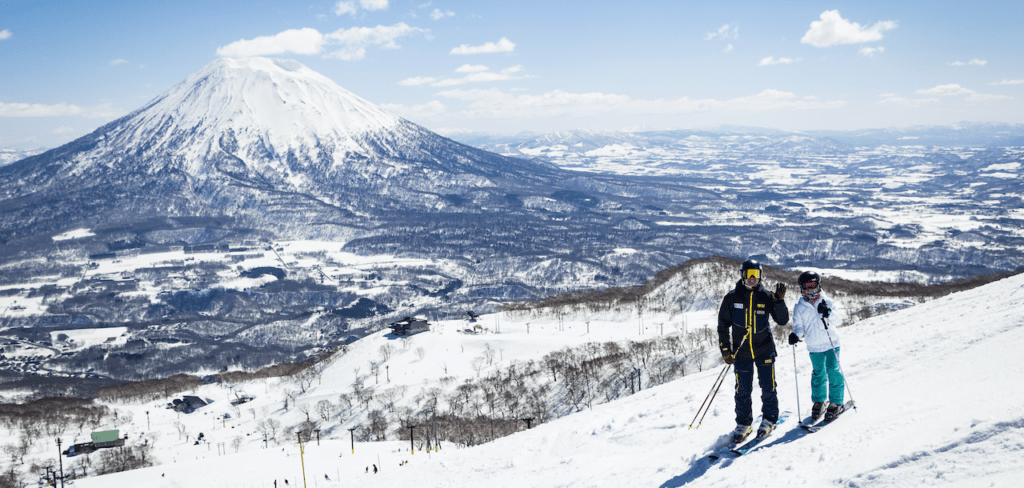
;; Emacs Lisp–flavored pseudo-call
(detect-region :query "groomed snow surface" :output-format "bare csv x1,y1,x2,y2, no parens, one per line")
63,272,1024,487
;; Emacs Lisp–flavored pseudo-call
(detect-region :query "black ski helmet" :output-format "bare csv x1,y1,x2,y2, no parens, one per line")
740,259,762,275
798,271,820,287
740,259,762,289
798,271,821,300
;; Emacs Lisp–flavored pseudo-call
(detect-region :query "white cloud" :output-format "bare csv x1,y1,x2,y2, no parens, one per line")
335,1,357,15
878,94,940,107
916,84,975,96
110,58,129,66
430,8,454,20
704,24,739,41
801,10,897,47
323,23,422,60
379,100,446,117
0,101,122,118
398,76,437,86
216,28,326,57
216,24,422,60
758,56,796,66
989,79,1024,86
361,0,388,10
336,0,388,16
905,84,1009,102
951,59,987,66
0,29,12,40
724,44,733,53
859,46,885,57
450,37,515,55
455,64,489,73
431,65,528,87
54,127,76,135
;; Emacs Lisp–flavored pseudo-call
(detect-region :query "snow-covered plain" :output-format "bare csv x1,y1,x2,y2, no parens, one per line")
53,272,1024,487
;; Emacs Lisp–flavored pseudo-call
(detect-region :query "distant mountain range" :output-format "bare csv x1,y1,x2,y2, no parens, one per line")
444,122,1024,159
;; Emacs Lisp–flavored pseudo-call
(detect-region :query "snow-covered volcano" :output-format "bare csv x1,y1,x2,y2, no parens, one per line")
58,57,552,187
118,57,405,173
0,57,557,242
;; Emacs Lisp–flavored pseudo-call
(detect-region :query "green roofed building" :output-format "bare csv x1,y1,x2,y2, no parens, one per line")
91,430,124,448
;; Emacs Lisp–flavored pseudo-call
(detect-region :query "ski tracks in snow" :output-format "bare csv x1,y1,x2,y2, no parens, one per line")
842,417,1024,487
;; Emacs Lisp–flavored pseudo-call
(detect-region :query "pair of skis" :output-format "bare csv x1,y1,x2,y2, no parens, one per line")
800,400,855,433
707,401,855,461
707,411,789,461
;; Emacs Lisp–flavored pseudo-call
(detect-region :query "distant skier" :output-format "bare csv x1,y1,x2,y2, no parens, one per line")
373,464,378,474
718,259,789,441
789,271,845,420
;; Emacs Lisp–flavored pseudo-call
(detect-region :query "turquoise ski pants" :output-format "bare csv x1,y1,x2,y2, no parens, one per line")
809,348,844,404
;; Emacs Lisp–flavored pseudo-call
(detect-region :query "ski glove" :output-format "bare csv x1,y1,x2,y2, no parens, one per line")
774,283,786,301
817,302,831,318
722,352,735,365
788,332,800,345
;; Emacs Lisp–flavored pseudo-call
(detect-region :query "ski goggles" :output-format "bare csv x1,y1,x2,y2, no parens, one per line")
802,282,821,300
743,269,761,280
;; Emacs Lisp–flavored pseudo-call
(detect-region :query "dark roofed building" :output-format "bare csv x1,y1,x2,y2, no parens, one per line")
389,317,430,336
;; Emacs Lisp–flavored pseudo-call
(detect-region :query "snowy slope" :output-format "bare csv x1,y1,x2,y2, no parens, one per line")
64,272,1024,487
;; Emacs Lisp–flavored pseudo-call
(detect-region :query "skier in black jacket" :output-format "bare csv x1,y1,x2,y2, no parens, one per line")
718,259,789,441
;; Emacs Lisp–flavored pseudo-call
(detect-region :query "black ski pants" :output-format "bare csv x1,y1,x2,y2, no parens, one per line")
734,355,779,426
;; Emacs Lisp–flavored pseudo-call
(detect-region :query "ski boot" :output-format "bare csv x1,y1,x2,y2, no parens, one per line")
824,402,845,421
811,402,826,420
731,424,751,443
756,418,776,438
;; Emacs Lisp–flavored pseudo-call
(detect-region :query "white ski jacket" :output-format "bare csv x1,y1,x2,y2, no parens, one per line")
792,292,842,353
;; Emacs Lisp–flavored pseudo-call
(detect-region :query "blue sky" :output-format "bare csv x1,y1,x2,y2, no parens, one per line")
2,0,1023,149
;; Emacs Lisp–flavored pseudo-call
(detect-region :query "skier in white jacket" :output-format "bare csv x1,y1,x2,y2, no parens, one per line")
788,271,845,421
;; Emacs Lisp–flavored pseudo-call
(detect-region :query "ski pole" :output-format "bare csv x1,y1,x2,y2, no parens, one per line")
822,316,856,410
688,363,730,429
792,344,801,420
695,364,730,429
691,334,748,429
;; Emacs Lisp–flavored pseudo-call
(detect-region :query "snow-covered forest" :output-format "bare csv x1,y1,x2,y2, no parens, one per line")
2,260,1022,487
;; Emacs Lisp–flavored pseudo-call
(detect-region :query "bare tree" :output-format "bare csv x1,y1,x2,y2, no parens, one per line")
416,347,426,360
315,400,335,422
295,369,316,393
173,421,188,440
257,418,280,440
95,444,154,474
470,357,485,378
369,362,380,384
379,343,396,361
0,464,24,487
483,343,496,366
337,393,353,410
297,403,312,423
231,436,244,453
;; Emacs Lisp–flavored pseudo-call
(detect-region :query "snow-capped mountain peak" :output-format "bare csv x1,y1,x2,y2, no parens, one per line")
100,57,402,173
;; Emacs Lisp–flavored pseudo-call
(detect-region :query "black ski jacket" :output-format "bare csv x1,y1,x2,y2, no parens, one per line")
717,280,789,361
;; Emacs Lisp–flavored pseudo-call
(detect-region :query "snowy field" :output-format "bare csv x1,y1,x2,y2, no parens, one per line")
50,272,1024,487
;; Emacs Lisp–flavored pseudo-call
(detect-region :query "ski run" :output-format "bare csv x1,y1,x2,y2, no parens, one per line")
31,272,1024,487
